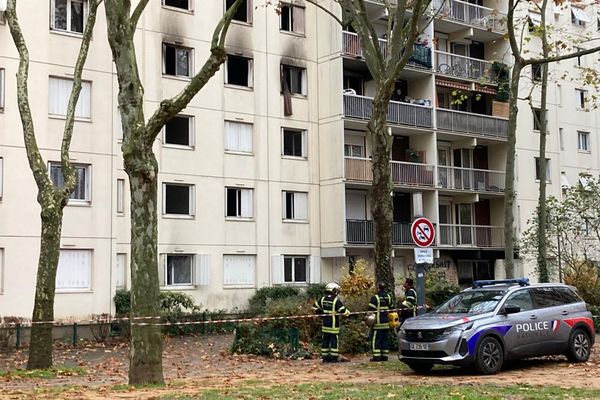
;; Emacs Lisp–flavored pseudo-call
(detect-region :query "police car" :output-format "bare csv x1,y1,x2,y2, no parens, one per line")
397,279,595,374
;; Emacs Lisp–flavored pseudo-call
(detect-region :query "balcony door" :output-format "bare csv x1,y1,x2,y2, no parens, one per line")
438,145,451,187
453,148,473,189
439,202,452,245
456,203,474,245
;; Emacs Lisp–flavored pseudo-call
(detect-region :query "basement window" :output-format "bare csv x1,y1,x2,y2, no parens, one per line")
225,55,253,87
164,115,194,147
281,64,307,95
163,183,195,216
163,0,191,10
226,0,252,23
163,44,192,78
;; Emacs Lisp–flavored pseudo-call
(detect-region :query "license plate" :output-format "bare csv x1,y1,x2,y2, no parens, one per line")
409,343,430,351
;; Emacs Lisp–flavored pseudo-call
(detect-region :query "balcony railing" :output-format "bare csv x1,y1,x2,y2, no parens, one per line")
435,51,496,84
438,224,504,248
436,108,508,139
344,94,433,129
345,157,436,187
342,31,432,70
346,220,415,246
433,0,506,32
438,166,504,193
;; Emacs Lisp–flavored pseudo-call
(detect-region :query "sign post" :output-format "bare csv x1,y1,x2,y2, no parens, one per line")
411,217,435,315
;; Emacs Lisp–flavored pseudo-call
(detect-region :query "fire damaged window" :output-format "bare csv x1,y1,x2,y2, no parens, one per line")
163,183,195,216
164,115,193,147
281,64,307,95
225,55,253,87
163,0,190,10
163,44,192,78
226,0,252,23
280,4,305,34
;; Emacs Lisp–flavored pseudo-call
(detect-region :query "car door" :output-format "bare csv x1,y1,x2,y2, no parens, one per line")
499,289,539,358
531,287,575,355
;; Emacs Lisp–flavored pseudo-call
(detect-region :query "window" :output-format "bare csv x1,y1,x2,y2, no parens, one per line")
532,107,542,131
48,77,91,119
163,183,195,216
344,144,365,157
116,253,127,289
117,179,125,214
224,121,253,153
532,287,564,308
163,44,191,78
56,249,92,291
0,68,4,111
282,128,307,157
51,0,86,34
531,64,542,81
225,55,253,87
280,4,305,34
534,157,551,182
557,84,562,106
559,127,564,151
223,255,256,286
281,64,307,95
163,0,191,10
225,187,253,218
0,157,3,201
571,8,589,27
576,89,587,109
164,115,193,147
578,131,590,152
165,254,193,286
555,287,582,304
504,289,534,312
49,163,91,202
574,47,584,67
284,256,307,283
282,191,308,220
226,0,252,23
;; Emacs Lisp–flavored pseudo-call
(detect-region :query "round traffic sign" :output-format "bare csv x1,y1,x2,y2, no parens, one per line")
411,217,435,247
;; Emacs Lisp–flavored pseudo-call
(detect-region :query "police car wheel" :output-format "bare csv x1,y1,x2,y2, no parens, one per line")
475,336,503,375
567,329,591,363
406,362,433,374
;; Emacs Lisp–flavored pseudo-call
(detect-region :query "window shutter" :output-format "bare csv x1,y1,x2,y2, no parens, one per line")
301,130,308,158
293,6,305,34
282,191,287,219
247,59,254,88
116,253,127,289
240,189,253,218
158,254,166,287
194,254,211,286
309,256,321,284
56,250,92,290
294,192,307,220
300,69,307,96
189,185,196,216
271,255,284,284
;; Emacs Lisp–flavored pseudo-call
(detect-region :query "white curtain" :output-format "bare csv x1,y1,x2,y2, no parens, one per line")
48,76,91,118
293,6,305,34
116,253,126,289
247,59,254,88
117,179,125,213
224,121,253,152
240,188,253,218
56,249,92,290
223,255,256,286
293,192,308,220
301,130,308,157
300,69,308,96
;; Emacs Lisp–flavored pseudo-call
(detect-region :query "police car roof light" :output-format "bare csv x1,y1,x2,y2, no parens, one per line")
472,278,529,288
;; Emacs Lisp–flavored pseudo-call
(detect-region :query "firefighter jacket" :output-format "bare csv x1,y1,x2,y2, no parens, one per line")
402,287,418,317
368,291,394,330
313,293,350,334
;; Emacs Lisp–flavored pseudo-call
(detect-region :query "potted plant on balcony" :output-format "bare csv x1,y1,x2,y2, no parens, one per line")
492,62,510,118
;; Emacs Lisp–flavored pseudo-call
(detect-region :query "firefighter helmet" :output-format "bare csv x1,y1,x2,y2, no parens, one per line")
325,282,340,294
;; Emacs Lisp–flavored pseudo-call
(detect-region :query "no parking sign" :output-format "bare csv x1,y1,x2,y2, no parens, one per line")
410,217,435,248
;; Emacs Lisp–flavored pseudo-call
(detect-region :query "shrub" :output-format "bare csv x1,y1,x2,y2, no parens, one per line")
425,268,460,308
0,316,23,349
564,262,600,306
247,286,301,315
114,289,131,316
89,313,111,343
589,305,600,333
160,291,199,313
305,283,327,302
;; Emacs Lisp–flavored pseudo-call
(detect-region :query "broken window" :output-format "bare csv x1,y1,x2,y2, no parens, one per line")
281,64,307,95
163,44,191,77
163,0,190,10
163,183,194,215
282,128,306,157
164,115,193,146
52,0,86,34
226,0,252,23
280,4,305,34
225,55,253,87
225,187,253,218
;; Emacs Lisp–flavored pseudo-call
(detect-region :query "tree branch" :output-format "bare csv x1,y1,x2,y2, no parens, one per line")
130,0,149,31
304,0,343,27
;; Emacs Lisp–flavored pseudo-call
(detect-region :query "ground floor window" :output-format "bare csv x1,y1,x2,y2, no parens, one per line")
457,260,493,285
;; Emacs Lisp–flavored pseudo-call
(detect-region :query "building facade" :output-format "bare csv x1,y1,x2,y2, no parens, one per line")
0,0,598,319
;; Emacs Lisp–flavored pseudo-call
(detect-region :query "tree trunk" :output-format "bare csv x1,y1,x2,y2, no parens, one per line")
536,61,549,282
504,61,522,278
27,196,64,370
126,154,163,385
369,97,394,292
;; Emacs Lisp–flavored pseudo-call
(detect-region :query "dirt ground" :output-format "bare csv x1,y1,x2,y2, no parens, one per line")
1,333,599,398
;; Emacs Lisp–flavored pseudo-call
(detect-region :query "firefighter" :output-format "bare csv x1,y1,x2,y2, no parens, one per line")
400,278,418,322
313,282,350,363
368,282,394,361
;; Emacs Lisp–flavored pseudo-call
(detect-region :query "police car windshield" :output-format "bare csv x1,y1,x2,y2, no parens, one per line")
434,290,505,315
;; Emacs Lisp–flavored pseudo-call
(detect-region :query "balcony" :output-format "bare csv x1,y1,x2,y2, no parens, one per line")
435,51,496,84
436,108,508,139
342,31,433,70
438,224,504,248
438,166,505,193
346,220,415,246
345,157,436,187
344,94,433,129
433,0,506,33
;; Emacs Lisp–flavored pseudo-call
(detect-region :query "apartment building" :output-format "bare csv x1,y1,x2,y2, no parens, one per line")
0,0,598,319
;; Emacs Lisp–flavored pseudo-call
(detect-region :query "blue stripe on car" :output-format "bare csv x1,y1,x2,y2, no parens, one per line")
467,325,513,355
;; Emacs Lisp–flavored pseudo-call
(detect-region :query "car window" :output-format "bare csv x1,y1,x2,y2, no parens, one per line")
504,289,534,312
434,290,505,315
555,287,581,304
532,287,564,309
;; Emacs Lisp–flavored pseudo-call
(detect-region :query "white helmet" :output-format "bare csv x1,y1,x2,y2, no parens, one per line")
325,282,340,294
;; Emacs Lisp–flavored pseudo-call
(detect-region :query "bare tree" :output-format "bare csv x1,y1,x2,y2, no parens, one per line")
103,0,242,384
5,0,102,369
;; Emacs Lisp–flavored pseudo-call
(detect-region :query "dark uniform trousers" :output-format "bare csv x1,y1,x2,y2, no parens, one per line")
313,294,350,361
369,292,393,360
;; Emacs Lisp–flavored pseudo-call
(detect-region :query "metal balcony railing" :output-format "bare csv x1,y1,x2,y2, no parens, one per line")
342,31,432,70
438,166,505,193
433,0,507,32
435,51,496,84
346,220,416,246
344,94,433,129
436,108,508,139
438,224,504,248
345,157,436,187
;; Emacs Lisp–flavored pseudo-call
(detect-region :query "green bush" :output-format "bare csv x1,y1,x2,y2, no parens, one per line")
114,289,131,316
426,281,461,308
305,283,327,302
247,286,301,315
589,305,600,333
339,316,370,354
